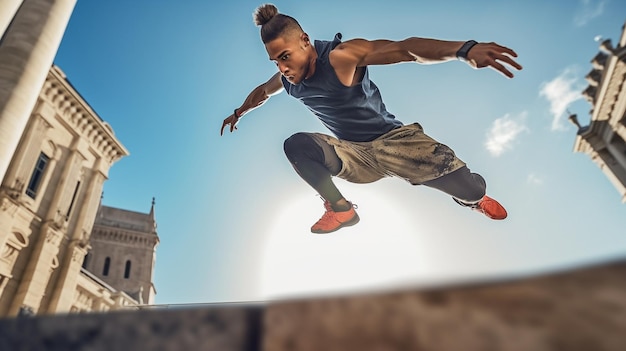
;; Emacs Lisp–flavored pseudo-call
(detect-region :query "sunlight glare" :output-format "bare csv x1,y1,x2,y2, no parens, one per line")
260,184,431,300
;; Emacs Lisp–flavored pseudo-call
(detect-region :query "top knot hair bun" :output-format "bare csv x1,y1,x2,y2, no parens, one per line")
253,3,279,26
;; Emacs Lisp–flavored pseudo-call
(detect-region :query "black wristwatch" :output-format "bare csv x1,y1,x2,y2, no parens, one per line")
456,40,478,61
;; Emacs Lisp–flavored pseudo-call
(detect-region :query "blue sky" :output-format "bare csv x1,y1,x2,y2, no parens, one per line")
54,1,625,304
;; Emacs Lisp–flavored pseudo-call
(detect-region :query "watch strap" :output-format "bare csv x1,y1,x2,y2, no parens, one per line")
456,40,478,61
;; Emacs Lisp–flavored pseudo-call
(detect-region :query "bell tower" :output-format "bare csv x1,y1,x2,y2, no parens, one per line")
83,199,159,304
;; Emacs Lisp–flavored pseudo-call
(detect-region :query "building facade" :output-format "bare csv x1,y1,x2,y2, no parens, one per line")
0,64,138,316
0,0,160,318
570,22,626,203
84,202,159,305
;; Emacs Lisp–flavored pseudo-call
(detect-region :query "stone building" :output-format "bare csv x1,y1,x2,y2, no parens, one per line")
84,202,159,305
570,21,626,202
0,65,146,316
0,1,159,316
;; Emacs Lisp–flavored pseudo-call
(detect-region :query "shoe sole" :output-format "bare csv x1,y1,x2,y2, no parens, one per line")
311,213,360,234
483,211,507,220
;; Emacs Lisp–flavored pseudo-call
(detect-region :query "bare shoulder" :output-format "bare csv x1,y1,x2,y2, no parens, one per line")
329,38,372,68
333,39,371,56
331,38,399,67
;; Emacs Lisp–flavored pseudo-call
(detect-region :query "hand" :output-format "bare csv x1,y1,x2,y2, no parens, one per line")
466,42,522,78
220,112,240,136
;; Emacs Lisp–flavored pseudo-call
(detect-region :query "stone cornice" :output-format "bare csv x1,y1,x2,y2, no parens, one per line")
91,225,159,249
591,57,625,125
588,22,626,126
41,65,129,164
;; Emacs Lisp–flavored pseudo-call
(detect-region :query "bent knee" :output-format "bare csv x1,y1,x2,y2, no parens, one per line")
283,132,324,164
283,132,311,155
460,173,486,202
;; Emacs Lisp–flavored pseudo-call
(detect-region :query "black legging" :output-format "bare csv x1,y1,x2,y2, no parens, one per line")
283,132,486,205
284,133,345,204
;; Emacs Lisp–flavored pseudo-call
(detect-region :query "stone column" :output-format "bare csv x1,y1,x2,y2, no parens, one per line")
0,0,76,185
7,225,63,315
43,240,88,313
45,162,106,313
6,137,80,315
43,137,83,226
0,0,23,39
69,160,106,241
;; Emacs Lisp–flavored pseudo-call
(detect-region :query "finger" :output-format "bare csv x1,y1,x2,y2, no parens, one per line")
220,121,226,136
497,46,518,58
491,61,514,78
496,53,523,71
230,122,235,133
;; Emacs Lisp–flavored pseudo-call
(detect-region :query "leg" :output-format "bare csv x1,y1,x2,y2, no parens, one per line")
284,132,360,233
283,132,351,211
422,166,486,204
423,166,507,220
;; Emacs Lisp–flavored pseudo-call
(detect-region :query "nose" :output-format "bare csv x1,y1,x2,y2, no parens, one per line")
277,61,289,75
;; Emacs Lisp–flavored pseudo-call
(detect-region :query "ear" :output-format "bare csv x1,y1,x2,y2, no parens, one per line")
301,32,310,45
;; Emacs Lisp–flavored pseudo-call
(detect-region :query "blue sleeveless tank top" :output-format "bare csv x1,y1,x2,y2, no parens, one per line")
281,33,403,142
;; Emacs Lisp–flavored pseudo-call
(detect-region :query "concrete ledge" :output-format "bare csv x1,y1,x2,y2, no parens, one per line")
1,259,625,351
264,259,626,351
0,303,263,351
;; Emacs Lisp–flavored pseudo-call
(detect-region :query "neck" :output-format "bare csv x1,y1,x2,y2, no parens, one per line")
304,45,318,80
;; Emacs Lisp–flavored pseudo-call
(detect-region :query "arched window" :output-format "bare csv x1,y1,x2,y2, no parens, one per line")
124,260,131,279
103,257,110,276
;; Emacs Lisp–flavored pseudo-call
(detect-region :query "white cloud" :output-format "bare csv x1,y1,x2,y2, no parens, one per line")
574,0,606,27
527,173,544,186
539,67,584,131
485,112,529,157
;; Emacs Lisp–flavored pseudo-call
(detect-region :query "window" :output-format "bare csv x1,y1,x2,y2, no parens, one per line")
124,260,131,279
82,252,90,269
103,257,110,276
26,153,50,199
66,181,81,220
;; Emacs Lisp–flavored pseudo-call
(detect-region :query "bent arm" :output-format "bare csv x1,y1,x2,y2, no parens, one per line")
221,72,284,135
236,72,284,116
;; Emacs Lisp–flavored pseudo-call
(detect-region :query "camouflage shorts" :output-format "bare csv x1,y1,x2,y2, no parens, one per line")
310,123,466,185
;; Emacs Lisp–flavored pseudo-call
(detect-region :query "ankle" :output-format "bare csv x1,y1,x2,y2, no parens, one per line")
331,199,351,212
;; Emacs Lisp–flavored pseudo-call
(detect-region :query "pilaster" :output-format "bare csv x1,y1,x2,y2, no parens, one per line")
43,137,81,229
45,162,105,313
44,240,87,313
7,223,62,315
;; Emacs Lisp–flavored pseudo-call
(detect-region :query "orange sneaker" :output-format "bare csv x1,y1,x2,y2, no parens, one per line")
473,195,508,220
311,200,360,234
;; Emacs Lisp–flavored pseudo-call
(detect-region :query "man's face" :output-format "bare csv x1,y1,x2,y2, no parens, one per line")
266,32,312,85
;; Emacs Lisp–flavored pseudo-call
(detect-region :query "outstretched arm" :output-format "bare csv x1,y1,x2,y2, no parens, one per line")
220,72,284,135
330,37,522,78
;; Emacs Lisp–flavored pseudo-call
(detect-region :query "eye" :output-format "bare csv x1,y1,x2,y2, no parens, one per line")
281,54,290,61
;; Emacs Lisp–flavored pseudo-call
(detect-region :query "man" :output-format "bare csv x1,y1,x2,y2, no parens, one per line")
221,4,522,234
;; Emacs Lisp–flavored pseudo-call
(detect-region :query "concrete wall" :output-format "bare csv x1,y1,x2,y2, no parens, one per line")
1,259,625,351
0,304,263,351
264,260,626,351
